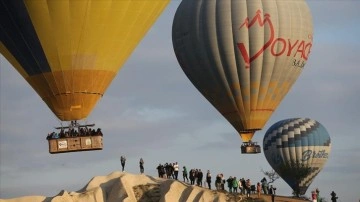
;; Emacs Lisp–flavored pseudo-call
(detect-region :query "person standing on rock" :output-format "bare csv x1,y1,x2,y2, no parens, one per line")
227,176,233,193
316,188,320,202
256,182,262,198
206,170,212,189
189,169,195,185
182,166,189,182
330,191,338,202
215,174,222,190
269,185,276,202
311,190,317,202
139,158,144,174
261,177,268,194
197,169,203,187
232,177,239,193
120,155,126,172
245,179,252,198
221,174,225,190
173,162,179,180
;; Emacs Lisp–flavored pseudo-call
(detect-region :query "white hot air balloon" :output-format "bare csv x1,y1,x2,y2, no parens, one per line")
172,0,313,153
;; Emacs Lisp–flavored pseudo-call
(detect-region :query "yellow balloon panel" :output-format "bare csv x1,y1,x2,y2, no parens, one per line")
1,0,170,121
25,0,169,72
27,70,116,121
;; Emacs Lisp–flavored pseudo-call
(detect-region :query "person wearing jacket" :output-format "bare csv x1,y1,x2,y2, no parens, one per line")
232,177,239,193
227,176,233,193
206,170,212,189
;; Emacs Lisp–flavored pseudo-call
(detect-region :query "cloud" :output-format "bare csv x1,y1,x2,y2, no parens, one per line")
129,107,186,123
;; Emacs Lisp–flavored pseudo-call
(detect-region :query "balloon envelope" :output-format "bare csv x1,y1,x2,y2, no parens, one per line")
263,118,331,195
0,0,169,121
172,0,313,142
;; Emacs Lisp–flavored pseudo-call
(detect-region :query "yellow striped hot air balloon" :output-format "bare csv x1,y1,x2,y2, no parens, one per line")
172,0,313,153
0,0,169,121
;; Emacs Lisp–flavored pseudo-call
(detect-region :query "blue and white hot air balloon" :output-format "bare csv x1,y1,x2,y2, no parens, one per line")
263,118,331,195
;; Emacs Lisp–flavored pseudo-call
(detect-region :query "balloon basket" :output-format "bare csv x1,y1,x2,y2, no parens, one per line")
48,121,104,154
241,142,261,154
48,136,103,154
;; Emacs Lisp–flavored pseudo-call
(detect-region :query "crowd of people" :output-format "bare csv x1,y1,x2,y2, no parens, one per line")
118,156,338,201
46,121,103,140
118,157,276,199
156,162,180,180
46,127,103,139
220,175,276,199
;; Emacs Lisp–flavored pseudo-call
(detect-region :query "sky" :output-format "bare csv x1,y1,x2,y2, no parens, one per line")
1,0,359,201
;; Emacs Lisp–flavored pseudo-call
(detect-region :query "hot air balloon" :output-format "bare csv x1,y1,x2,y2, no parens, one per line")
172,0,313,153
263,118,331,196
0,0,169,153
